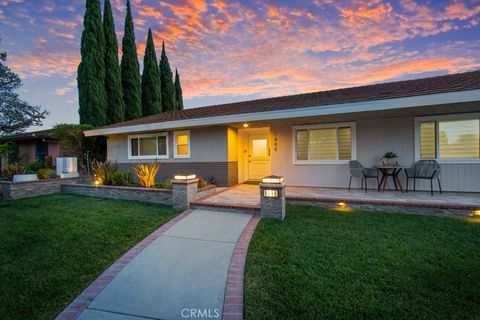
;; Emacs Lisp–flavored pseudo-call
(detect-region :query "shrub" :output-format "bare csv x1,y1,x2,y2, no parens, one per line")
25,160,45,174
133,163,159,188
197,176,207,188
110,172,133,186
154,180,172,189
2,163,26,181
37,168,56,180
92,160,118,185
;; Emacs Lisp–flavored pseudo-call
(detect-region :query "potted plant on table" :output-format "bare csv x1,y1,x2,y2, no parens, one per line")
382,151,399,165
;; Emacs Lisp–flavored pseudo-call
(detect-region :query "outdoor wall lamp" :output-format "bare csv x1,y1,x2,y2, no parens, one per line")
173,174,197,180
261,175,285,184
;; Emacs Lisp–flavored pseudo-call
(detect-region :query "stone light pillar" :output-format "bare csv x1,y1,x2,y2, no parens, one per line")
259,175,286,220
171,175,198,210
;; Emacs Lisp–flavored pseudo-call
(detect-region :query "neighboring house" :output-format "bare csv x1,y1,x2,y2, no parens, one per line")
85,71,480,192
0,129,59,169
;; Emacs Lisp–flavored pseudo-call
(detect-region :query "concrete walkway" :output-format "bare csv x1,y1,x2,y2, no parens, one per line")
76,209,252,320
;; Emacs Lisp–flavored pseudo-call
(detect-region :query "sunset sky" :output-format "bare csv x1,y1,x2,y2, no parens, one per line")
1,0,479,129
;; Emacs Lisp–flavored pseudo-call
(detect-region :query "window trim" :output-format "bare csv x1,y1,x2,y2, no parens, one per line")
127,133,169,160
173,130,191,159
292,122,357,165
414,113,480,164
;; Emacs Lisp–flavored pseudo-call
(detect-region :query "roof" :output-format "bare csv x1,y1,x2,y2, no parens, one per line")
88,70,480,134
0,129,56,143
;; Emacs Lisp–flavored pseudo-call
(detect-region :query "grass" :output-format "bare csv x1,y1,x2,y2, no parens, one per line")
0,194,179,320
244,205,480,319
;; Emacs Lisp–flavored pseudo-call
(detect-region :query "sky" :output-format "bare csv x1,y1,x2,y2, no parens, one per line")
1,0,479,130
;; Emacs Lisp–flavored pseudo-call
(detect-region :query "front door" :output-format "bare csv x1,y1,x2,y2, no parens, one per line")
248,134,271,180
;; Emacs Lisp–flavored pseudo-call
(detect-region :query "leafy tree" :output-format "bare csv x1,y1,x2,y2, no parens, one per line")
174,68,184,110
0,43,47,135
121,0,142,120
103,0,125,124
77,0,107,126
159,41,176,111
141,28,162,116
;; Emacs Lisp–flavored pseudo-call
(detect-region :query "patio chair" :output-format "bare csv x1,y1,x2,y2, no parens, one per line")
405,160,442,196
348,160,379,193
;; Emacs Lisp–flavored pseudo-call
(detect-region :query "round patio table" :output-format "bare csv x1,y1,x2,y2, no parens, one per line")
375,164,406,193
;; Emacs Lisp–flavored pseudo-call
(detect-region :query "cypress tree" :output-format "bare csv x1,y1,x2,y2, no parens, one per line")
141,28,162,116
121,0,142,120
174,68,184,110
103,0,125,124
77,0,107,126
159,41,176,111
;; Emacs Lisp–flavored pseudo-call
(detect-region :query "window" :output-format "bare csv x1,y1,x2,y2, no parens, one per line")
417,114,480,162
174,130,190,158
294,122,356,164
128,133,168,159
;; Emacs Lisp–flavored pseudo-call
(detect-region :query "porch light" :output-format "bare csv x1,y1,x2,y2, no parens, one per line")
174,174,197,180
262,175,285,184
243,123,249,128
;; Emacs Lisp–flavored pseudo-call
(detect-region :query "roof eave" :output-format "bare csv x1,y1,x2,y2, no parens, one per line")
84,89,480,137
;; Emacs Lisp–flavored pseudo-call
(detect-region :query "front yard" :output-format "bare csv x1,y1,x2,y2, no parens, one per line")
0,194,179,320
245,205,480,319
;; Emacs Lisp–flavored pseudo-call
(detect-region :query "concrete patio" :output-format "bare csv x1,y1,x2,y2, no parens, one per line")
194,184,480,216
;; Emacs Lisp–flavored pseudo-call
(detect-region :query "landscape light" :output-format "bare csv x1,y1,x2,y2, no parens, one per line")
243,123,249,128
174,174,197,180
262,176,284,184
472,209,480,216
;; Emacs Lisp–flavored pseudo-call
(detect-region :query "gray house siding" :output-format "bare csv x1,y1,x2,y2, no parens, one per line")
107,127,238,187
271,116,480,192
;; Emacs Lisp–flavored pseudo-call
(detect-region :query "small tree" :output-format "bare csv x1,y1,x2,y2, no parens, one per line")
1,41,47,135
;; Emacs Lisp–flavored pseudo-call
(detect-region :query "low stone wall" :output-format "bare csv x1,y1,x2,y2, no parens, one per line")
0,178,78,200
61,183,173,205
196,184,216,200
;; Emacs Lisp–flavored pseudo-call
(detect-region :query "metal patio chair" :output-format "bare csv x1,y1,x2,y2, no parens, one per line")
405,160,442,196
348,160,379,193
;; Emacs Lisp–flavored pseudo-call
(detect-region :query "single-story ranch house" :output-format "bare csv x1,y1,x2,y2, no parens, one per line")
85,71,480,192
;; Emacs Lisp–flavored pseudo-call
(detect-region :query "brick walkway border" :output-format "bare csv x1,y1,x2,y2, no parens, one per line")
54,209,193,320
222,215,261,320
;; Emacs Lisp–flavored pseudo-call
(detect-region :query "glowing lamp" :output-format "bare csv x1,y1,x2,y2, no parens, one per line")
263,189,279,198
174,174,197,181
472,209,480,216
337,202,346,208
242,123,249,128
262,175,285,184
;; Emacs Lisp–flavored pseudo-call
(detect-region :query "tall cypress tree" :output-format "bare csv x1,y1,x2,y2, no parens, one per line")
103,0,125,124
77,0,107,126
141,28,162,116
159,41,176,111
174,68,183,110
121,0,142,120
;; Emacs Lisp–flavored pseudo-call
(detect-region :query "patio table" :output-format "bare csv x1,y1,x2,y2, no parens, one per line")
375,165,406,193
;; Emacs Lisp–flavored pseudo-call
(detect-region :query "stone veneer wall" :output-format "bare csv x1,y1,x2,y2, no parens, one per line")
0,178,78,200
61,184,173,205
117,162,238,187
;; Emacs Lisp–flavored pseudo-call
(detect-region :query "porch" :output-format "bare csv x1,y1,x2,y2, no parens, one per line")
193,184,480,217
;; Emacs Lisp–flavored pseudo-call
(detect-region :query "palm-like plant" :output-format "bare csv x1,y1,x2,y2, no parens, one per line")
2,163,26,181
92,160,118,185
133,162,159,188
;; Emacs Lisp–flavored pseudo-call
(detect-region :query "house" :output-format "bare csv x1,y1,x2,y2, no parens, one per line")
84,70,480,192
0,129,59,169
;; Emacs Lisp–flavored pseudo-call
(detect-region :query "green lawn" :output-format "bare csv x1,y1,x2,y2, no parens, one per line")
0,194,179,320
245,205,480,319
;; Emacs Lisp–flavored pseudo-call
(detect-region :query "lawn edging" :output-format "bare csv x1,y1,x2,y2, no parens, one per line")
222,215,261,320
55,209,193,320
